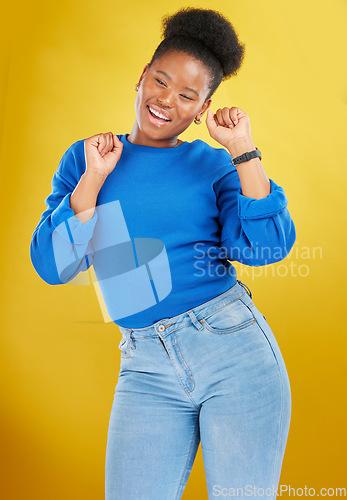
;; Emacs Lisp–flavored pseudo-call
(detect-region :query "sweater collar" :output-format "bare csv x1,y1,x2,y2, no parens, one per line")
120,134,192,154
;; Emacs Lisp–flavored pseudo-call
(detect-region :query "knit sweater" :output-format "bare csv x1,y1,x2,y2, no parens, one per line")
30,133,296,328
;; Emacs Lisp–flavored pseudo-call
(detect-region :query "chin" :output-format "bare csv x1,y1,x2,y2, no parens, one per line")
140,122,173,140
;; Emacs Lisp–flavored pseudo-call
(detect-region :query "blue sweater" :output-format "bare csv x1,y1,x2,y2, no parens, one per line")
30,133,296,328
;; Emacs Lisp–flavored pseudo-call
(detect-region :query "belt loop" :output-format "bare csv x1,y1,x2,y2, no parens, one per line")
123,328,135,351
188,310,204,331
237,280,253,299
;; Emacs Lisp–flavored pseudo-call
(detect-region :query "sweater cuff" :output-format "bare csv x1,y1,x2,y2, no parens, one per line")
51,192,98,244
237,178,288,220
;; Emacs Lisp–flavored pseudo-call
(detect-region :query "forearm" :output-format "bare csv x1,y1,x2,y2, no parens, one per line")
227,138,270,200
70,171,106,223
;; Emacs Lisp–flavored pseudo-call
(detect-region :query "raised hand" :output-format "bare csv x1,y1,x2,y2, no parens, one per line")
84,132,123,179
205,106,252,150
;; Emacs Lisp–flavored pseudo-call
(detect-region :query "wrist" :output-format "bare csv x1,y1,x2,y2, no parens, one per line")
83,170,107,190
226,137,256,158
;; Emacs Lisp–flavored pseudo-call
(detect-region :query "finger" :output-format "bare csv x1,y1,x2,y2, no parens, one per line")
231,107,241,125
216,108,230,127
107,131,113,148
112,134,122,147
110,135,123,161
215,108,226,127
111,134,122,151
104,132,112,156
221,107,234,127
101,133,112,156
98,135,107,156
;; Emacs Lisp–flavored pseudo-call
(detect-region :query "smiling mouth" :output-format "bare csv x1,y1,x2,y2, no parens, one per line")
147,105,172,126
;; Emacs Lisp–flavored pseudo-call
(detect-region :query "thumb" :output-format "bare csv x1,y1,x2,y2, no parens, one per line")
106,136,123,162
206,109,217,134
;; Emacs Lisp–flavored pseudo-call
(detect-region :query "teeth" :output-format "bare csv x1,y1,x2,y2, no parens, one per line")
149,106,170,121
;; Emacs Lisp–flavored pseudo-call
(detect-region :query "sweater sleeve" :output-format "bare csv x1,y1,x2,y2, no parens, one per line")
30,143,98,284
214,168,296,266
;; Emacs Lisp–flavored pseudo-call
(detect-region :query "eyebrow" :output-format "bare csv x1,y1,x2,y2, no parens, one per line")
155,70,200,97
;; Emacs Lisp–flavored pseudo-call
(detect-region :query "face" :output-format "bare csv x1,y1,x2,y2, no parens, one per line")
131,50,213,147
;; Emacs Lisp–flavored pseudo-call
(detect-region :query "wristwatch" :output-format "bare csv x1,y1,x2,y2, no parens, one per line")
231,147,262,166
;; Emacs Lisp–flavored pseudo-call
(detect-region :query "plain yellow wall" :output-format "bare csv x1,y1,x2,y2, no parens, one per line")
1,0,346,498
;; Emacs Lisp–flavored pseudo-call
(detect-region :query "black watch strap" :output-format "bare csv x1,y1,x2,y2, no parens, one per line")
232,147,262,166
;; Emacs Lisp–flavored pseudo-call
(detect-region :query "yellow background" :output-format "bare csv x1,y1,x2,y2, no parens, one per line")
1,0,346,498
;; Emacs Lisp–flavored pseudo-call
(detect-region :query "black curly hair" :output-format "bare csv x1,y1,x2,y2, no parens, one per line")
147,7,246,101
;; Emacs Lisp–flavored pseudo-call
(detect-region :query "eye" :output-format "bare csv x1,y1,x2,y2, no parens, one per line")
155,78,166,86
180,94,193,100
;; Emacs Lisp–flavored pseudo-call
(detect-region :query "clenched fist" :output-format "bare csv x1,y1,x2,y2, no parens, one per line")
205,107,252,150
84,132,123,179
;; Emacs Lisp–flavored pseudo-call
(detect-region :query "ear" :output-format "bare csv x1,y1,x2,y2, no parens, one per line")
197,98,212,118
138,63,150,85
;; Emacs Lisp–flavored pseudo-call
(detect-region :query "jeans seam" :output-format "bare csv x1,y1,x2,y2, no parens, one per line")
240,296,286,491
158,335,170,356
172,332,195,392
166,323,190,335
157,338,200,410
272,381,284,492
175,418,199,500
202,317,256,335
256,318,285,492
196,291,247,323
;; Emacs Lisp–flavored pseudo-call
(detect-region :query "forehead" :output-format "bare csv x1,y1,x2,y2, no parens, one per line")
149,51,211,92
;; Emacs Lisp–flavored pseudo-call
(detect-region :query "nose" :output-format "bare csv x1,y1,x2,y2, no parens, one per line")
157,89,175,108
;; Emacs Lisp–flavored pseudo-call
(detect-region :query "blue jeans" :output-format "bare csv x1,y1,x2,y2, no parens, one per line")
105,280,291,500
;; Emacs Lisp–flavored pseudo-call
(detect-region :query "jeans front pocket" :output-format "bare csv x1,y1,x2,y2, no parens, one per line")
200,296,256,335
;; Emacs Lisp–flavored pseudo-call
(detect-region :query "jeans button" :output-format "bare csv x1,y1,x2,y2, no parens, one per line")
158,324,165,332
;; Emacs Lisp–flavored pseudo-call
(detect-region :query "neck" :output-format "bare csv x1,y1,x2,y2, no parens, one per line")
128,122,181,148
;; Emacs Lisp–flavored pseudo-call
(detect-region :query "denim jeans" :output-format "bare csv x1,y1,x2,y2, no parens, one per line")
105,280,291,500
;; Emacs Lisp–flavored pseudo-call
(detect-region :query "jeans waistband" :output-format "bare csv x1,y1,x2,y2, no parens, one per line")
118,280,253,340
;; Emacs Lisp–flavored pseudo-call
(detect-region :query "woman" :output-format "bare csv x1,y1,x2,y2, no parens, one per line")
30,7,296,500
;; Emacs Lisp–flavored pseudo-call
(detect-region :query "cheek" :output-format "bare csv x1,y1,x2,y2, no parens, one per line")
140,83,157,99
176,101,195,116
135,91,149,117
178,108,196,122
